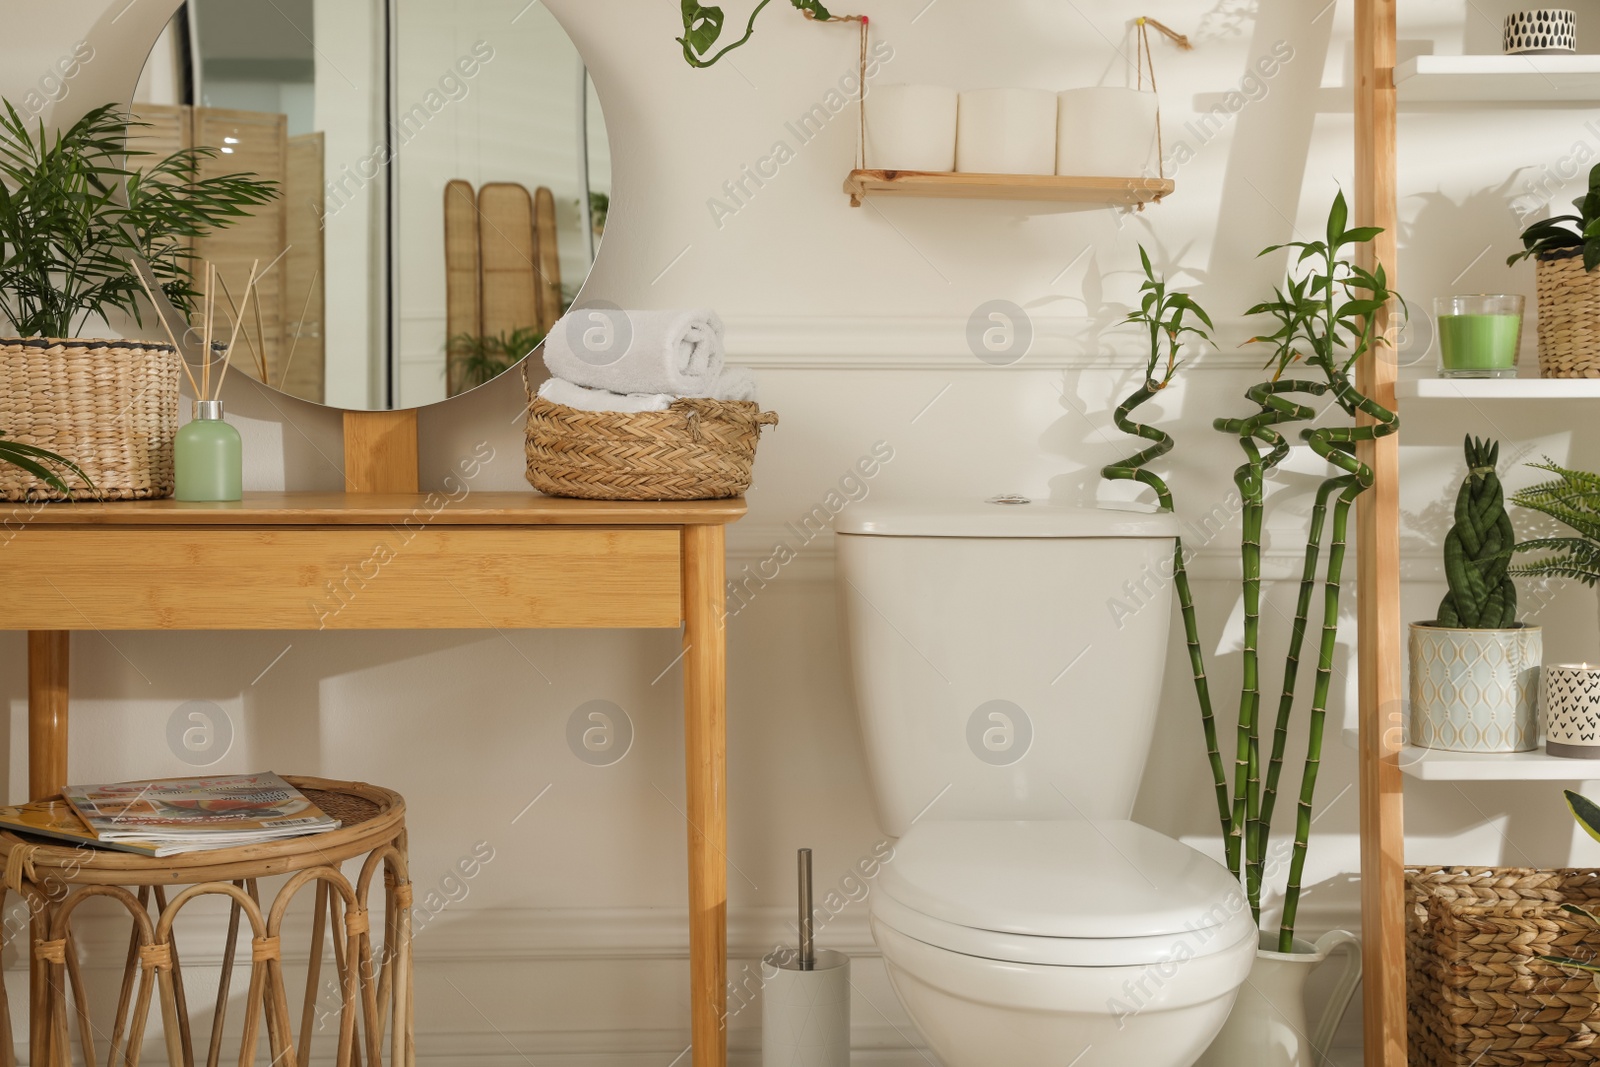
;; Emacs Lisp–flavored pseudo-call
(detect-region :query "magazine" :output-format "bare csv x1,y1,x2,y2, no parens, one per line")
0,798,241,858
63,772,340,846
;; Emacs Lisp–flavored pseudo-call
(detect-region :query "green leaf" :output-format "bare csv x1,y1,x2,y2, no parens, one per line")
791,0,833,17
679,0,726,55
1326,189,1349,247
1541,954,1600,973
1568,790,1600,845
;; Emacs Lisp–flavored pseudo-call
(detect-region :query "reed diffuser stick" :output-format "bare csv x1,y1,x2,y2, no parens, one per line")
211,259,260,401
133,268,203,399
278,269,319,391
201,263,214,401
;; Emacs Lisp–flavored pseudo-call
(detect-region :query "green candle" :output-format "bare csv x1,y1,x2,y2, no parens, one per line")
1439,313,1521,370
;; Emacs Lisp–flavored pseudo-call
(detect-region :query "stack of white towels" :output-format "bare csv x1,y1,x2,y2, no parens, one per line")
538,308,757,412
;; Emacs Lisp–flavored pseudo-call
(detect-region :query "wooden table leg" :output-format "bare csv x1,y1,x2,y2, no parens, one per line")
682,525,726,1067
28,631,69,801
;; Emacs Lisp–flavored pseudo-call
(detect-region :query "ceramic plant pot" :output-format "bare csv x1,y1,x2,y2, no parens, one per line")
1194,931,1362,1067
1410,622,1541,752
1544,663,1600,758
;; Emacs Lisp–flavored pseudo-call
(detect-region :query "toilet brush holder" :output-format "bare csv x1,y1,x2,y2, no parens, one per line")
764,847,850,1066
761,948,850,1067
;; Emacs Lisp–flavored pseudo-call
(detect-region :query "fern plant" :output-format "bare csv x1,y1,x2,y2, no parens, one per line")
1511,459,1600,585
0,101,276,338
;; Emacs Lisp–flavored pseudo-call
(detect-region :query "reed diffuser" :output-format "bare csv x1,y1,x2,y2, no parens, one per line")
137,259,260,502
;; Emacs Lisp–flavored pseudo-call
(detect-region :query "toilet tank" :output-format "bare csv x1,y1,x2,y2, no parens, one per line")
835,501,1179,835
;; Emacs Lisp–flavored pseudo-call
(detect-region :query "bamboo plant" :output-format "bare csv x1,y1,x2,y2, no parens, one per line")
1102,192,1400,951
0,432,91,496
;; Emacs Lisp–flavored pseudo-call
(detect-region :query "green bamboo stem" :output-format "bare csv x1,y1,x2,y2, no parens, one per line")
1102,379,1232,842
1213,380,1323,907
1255,476,1338,874
1277,367,1397,952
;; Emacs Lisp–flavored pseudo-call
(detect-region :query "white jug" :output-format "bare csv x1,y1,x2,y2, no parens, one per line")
1194,930,1362,1067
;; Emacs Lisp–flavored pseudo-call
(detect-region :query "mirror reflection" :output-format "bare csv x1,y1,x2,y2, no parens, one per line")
133,0,609,410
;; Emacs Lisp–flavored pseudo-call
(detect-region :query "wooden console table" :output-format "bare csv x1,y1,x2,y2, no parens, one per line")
0,491,741,1067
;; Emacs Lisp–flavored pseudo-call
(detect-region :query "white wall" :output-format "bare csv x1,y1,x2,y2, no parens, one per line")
7,0,1600,1062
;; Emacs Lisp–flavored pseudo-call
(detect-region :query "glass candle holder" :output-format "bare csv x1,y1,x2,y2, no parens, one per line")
1435,294,1524,379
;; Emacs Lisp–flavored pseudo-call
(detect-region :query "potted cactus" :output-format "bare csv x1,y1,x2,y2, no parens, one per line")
1411,436,1541,752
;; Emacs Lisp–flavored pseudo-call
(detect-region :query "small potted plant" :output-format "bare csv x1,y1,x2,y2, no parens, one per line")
1509,161,1600,377
1411,436,1541,752
0,101,275,501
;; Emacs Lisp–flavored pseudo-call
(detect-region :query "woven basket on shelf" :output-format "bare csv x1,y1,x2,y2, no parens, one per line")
1408,866,1600,1066
524,388,778,501
0,337,180,501
1534,252,1600,378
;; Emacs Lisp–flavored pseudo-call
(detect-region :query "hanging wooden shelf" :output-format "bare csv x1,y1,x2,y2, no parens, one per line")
1340,729,1600,781
843,169,1173,207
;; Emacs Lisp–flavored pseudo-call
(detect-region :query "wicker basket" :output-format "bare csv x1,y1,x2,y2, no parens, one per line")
1408,866,1600,1066
524,391,778,500
1534,252,1600,378
0,337,180,501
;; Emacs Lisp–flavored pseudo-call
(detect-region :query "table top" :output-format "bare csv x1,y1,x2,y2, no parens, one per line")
7,492,747,527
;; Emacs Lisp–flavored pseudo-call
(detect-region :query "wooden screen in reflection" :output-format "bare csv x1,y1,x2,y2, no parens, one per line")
129,104,326,405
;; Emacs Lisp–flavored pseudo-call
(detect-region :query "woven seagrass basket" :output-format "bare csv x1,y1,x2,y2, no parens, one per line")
1534,252,1600,378
524,387,778,501
0,337,180,501
1408,867,1600,1066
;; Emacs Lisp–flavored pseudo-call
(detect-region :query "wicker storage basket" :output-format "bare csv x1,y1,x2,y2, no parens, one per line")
0,337,180,501
1534,252,1600,378
1408,866,1600,1066
524,391,778,500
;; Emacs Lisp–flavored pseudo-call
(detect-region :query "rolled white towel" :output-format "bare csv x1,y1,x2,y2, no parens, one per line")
543,308,725,395
536,376,674,413
713,367,759,403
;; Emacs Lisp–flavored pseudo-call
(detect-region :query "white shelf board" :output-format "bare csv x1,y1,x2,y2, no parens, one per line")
1341,727,1600,780
1397,54,1600,101
1397,377,1600,399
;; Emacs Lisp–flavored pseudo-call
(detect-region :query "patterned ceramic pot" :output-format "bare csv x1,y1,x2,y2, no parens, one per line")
1504,9,1577,54
1544,663,1600,758
1410,623,1541,752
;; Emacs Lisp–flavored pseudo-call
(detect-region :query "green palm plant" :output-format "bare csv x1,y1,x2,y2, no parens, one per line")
1103,192,1401,953
0,101,276,338
0,431,92,496
446,326,545,395
1510,460,1600,585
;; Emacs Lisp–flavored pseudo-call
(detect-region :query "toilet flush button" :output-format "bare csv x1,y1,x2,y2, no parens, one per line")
986,494,1031,505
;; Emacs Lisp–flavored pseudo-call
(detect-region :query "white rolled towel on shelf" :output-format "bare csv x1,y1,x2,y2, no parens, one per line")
543,308,726,396
536,368,759,413
537,377,674,413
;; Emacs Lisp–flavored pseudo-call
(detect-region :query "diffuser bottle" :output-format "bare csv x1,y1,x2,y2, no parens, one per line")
175,400,242,501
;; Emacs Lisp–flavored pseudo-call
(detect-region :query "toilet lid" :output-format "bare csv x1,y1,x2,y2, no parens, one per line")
871,891,1256,967
876,821,1250,943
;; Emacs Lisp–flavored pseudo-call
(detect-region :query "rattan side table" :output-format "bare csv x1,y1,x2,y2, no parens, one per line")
0,776,413,1067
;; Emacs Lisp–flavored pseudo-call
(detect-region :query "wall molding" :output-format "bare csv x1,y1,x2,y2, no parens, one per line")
721,313,1265,370
725,524,1451,583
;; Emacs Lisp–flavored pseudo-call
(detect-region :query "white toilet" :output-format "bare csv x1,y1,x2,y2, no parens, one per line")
835,499,1256,1067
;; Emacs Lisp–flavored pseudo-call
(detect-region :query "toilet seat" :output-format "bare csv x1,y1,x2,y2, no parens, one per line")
874,820,1255,967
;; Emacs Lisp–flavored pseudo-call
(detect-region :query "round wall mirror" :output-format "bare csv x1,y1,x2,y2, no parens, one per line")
132,0,609,411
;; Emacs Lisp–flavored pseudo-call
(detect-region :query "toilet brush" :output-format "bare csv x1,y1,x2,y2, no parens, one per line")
762,848,850,1067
